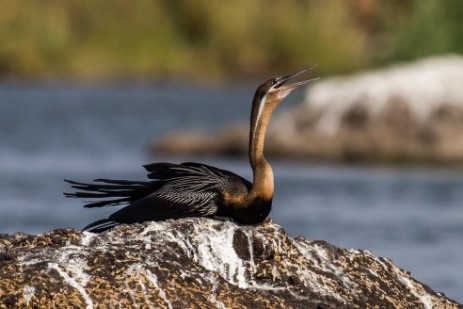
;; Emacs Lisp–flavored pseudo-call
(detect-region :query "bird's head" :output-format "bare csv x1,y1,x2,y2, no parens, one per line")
254,66,318,110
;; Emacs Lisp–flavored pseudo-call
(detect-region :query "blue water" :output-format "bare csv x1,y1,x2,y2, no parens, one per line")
0,83,462,302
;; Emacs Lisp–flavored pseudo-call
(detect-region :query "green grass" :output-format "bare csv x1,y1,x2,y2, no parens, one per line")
0,0,462,81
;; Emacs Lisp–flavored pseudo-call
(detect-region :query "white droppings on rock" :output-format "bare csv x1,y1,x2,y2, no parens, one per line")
139,221,166,236
65,257,92,286
290,239,350,304
208,278,227,309
17,257,42,266
243,228,256,273
80,232,95,246
123,280,138,306
398,274,434,309
145,269,173,309
208,293,227,309
22,285,35,305
125,264,152,307
376,257,391,273
170,230,196,259
195,224,247,287
48,263,93,309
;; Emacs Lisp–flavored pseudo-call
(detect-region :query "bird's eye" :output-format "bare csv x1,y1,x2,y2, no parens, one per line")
271,79,278,85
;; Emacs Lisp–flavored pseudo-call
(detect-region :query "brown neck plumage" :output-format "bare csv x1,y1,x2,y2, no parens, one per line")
244,67,316,205
247,92,278,201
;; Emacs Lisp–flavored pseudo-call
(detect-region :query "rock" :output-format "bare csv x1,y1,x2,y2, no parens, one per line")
0,218,459,308
153,55,463,164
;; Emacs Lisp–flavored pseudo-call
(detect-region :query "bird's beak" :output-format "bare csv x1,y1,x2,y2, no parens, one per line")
275,66,319,92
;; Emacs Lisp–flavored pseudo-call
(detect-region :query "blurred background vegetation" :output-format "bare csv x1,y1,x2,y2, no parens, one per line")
0,0,462,81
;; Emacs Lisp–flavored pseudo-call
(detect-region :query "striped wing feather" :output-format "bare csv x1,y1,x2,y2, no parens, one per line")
66,162,251,231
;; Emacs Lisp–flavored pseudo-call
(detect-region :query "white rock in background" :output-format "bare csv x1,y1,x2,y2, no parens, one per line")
302,55,463,135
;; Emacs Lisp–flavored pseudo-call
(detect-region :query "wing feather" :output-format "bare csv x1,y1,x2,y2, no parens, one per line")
67,161,251,231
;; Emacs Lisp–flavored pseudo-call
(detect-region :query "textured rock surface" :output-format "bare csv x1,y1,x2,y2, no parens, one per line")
153,55,463,164
0,218,460,308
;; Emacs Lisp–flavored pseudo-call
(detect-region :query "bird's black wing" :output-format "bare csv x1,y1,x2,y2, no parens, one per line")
67,162,251,232
106,162,251,222
144,161,251,192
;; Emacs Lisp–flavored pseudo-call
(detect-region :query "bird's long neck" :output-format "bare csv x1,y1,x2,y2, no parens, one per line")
248,92,276,201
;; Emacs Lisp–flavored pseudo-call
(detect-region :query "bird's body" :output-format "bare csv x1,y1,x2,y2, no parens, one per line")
65,67,317,232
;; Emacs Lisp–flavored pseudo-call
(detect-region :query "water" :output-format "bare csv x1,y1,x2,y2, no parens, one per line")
0,83,462,302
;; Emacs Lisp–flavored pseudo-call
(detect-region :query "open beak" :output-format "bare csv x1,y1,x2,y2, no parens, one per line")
275,65,319,92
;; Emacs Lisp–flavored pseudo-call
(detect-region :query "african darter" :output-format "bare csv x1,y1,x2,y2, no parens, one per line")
65,67,317,232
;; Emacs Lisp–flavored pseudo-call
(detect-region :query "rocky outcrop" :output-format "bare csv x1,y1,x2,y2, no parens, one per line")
153,55,463,164
0,218,460,308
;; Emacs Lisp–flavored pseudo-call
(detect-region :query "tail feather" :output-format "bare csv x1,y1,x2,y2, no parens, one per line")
64,178,159,208
94,179,149,185
83,197,131,208
83,218,120,233
65,179,148,191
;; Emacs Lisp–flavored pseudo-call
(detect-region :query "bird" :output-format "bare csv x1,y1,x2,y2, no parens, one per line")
64,67,318,233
